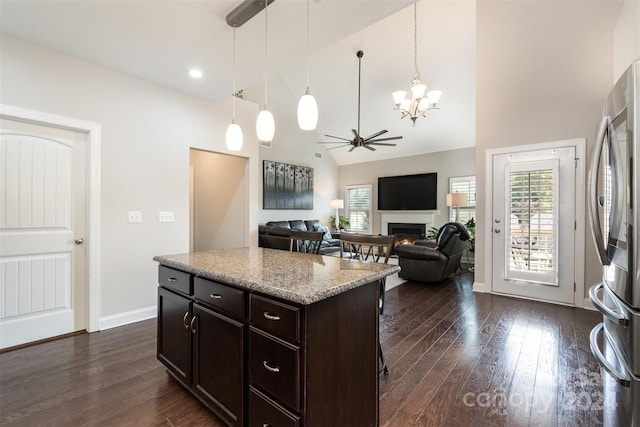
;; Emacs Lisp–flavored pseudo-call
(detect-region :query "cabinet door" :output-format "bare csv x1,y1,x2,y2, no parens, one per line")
192,303,244,427
157,287,192,385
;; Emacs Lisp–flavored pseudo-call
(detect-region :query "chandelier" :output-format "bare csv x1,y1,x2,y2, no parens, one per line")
392,2,441,126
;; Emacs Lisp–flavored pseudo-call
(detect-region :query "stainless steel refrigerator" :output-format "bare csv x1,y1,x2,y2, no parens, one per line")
588,59,639,427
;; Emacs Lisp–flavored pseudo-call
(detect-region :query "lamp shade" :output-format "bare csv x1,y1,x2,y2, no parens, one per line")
330,199,344,209
297,91,318,130
446,193,468,207
225,122,243,151
256,109,275,142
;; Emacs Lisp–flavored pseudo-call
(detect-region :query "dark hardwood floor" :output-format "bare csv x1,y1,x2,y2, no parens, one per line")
0,272,603,426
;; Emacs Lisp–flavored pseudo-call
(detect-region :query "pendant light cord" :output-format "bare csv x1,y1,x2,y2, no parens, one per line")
232,25,237,121
305,0,310,89
263,1,268,108
413,2,420,81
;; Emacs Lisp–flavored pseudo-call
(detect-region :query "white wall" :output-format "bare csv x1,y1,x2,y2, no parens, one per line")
338,147,475,234
190,149,248,251
0,35,261,325
475,1,623,300
613,0,640,82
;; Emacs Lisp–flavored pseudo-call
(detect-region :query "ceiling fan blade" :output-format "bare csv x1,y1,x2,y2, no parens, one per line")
323,134,353,142
352,129,360,138
368,142,397,146
363,144,376,151
368,136,403,143
363,129,387,141
317,141,351,144
326,144,353,150
348,145,357,152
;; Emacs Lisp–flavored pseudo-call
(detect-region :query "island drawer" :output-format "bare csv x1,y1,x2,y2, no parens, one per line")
249,386,300,427
249,328,301,411
250,294,300,343
159,266,192,296
194,277,245,321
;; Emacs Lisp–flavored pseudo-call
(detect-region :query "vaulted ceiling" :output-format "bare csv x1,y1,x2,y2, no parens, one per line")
0,0,473,165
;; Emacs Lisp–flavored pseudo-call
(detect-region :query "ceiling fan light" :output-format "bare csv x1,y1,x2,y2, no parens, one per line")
392,90,407,106
256,109,275,142
297,91,318,130
226,122,243,151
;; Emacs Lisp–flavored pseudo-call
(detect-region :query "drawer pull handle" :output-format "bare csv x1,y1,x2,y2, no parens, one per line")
182,312,190,329
262,361,280,373
168,278,177,282
263,312,280,321
210,294,222,300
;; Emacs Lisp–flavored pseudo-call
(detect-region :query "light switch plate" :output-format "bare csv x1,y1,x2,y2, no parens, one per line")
159,211,175,223
128,211,142,223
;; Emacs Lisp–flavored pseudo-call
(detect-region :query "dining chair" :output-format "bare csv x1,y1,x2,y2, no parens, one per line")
339,233,395,374
289,230,324,254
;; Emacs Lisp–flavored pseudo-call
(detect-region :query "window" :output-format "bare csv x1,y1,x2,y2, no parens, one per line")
345,184,372,233
449,176,476,222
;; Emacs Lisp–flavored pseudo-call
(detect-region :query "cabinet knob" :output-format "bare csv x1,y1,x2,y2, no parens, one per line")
210,294,222,300
262,360,280,373
263,312,280,321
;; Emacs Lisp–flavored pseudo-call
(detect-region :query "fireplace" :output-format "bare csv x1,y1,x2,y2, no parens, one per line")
388,222,426,253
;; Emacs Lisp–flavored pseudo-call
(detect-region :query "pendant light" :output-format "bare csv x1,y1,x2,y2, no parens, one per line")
256,0,275,143
226,25,243,151
297,0,318,130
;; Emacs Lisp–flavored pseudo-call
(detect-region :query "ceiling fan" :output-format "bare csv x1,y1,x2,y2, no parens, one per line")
317,50,402,152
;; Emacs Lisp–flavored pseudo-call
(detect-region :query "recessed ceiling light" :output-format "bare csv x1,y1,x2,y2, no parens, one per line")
189,69,203,79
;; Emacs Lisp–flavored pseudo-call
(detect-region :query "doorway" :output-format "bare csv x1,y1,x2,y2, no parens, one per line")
189,149,248,251
487,139,586,306
0,106,101,349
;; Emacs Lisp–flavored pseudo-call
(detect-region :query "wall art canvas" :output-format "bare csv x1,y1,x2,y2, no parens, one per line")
263,160,314,209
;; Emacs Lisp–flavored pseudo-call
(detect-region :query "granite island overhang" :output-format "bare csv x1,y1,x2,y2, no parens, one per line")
153,246,400,305
154,247,400,427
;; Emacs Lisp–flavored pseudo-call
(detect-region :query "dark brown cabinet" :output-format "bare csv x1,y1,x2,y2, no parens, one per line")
157,286,192,385
157,266,245,427
157,263,380,427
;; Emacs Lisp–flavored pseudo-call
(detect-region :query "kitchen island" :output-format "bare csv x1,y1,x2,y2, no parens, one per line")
154,247,400,427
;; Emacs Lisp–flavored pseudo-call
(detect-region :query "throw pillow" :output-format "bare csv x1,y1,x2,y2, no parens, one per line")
314,223,333,241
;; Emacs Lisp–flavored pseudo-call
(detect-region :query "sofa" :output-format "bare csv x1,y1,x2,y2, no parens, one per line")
394,222,470,283
258,220,341,255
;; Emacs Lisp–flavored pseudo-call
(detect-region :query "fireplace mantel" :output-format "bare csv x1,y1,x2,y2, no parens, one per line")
381,211,437,235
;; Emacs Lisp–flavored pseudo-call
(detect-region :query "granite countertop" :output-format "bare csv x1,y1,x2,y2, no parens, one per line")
154,247,400,305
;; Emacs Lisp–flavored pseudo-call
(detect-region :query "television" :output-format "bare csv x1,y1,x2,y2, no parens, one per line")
378,173,437,211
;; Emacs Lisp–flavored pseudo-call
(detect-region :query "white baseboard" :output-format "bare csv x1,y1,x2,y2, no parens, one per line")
472,281,490,293
583,297,597,311
99,306,157,331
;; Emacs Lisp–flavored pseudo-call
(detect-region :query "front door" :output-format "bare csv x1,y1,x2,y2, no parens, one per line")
491,146,576,305
0,118,87,348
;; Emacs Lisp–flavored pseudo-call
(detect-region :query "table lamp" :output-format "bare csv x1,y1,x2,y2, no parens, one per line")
330,199,344,229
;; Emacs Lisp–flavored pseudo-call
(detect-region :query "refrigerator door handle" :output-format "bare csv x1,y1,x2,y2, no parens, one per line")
590,323,632,387
588,116,611,266
589,282,630,326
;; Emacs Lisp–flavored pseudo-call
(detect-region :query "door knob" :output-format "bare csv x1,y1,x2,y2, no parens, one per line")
75,238,84,245
494,229,501,234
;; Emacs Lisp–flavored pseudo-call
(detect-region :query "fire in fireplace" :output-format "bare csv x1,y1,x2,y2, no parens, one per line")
388,222,427,253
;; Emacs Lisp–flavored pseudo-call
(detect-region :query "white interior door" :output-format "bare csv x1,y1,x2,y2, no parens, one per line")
0,118,87,348
491,146,576,305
